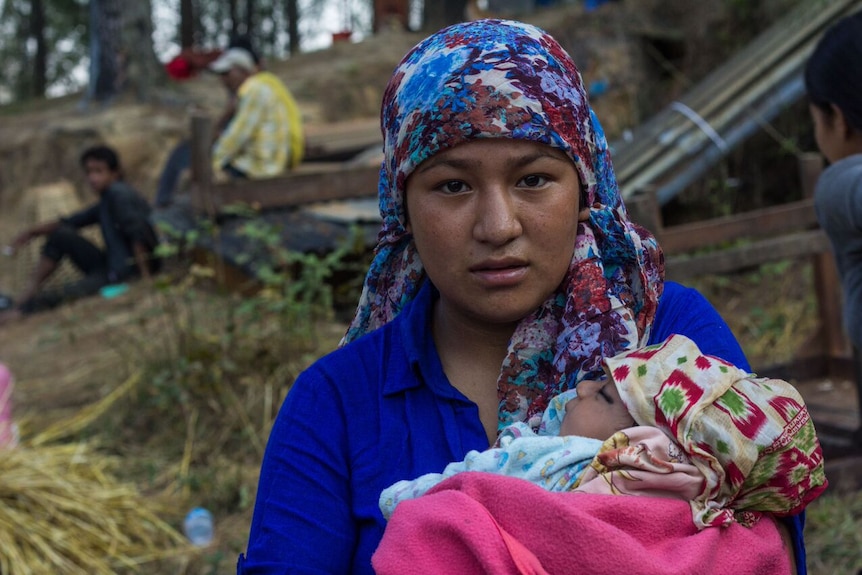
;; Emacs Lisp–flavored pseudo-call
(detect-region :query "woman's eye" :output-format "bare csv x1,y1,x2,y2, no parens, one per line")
519,174,548,188
437,180,468,194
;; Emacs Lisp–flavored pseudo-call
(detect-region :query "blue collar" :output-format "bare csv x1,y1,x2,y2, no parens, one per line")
384,281,470,403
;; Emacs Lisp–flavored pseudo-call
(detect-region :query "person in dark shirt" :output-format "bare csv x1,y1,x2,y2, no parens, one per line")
1,145,159,322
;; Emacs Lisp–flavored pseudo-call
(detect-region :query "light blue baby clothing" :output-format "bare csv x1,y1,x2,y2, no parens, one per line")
379,390,603,519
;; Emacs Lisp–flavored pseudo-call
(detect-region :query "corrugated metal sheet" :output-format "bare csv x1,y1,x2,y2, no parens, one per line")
612,0,862,204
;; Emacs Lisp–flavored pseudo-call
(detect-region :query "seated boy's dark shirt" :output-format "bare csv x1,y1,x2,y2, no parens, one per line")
61,181,158,281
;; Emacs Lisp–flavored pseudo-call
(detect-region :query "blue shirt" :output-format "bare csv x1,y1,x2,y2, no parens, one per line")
238,280,805,574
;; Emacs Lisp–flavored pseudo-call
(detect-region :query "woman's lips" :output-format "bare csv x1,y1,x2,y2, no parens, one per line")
471,260,529,287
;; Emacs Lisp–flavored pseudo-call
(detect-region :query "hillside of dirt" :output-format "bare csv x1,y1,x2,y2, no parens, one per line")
1,1,860,573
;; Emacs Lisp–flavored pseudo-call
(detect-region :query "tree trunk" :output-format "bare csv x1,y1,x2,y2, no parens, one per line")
228,0,240,36
421,0,466,32
30,0,47,97
86,0,123,103
373,0,410,33
117,0,166,102
245,0,255,37
286,0,300,55
180,0,195,48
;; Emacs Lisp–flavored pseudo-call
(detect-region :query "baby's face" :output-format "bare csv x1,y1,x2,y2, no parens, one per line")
560,379,635,440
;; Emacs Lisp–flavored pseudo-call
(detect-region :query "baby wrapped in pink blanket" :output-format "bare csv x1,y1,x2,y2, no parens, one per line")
374,335,827,574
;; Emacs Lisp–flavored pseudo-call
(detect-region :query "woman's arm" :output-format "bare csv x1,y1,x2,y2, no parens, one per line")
239,369,355,574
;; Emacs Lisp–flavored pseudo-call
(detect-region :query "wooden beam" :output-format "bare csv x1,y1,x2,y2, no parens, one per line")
190,115,215,219
665,229,830,281
626,187,663,235
799,152,850,361
303,118,381,161
190,164,380,212
657,199,819,256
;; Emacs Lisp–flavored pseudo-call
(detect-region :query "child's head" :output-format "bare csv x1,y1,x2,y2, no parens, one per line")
560,378,635,440
805,11,862,163
79,145,121,194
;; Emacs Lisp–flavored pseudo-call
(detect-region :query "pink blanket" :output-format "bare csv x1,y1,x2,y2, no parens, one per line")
372,473,790,575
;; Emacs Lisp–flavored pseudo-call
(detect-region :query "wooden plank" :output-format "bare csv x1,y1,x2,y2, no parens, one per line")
625,187,662,235
190,115,215,218
191,164,380,212
812,214,849,361
822,455,862,492
657,199,819,256
665,229,830,281
799,152,850,360
303,118,381,161
756,354,830,382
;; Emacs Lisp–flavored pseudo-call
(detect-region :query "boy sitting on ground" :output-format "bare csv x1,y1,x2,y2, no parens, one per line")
1,145,159,323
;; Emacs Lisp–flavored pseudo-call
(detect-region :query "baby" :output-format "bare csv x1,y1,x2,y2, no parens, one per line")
380,334,828,529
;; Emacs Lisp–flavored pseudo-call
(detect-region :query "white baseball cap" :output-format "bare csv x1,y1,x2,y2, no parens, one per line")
209,48,256,74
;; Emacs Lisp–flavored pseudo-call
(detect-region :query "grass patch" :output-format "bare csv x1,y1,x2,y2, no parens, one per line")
805,489,862,575
687,259,818,369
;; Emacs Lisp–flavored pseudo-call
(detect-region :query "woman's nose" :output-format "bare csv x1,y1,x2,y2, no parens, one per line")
473,187,522,245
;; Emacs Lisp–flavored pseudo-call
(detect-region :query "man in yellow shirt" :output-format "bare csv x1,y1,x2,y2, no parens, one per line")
208,48,304,179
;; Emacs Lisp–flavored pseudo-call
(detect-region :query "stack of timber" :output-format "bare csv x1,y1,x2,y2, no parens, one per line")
613,0,862,205
303,118,381,162
155,116,384,282
189,116,382,217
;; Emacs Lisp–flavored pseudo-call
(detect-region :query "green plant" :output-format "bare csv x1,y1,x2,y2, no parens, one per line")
93,216,367,516
805,490,862,575
688,260,817,368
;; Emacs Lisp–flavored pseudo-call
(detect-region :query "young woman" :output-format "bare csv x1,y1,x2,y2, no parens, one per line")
238,19,804,574
806,11,862,348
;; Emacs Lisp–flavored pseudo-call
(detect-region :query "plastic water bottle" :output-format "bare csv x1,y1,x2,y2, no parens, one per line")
183,507,214,547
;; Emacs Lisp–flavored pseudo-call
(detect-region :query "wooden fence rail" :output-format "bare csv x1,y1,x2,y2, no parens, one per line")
628,152,860,447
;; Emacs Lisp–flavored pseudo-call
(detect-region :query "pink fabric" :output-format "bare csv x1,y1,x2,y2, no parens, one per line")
0,363,13,448
575,426,706,503
372,473,790,575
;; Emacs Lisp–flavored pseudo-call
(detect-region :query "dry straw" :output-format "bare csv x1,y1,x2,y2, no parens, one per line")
1,371,192,574
0,443,189,575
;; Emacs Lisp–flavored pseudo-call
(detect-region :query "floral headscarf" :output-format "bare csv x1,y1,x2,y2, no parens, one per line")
342,19,664,430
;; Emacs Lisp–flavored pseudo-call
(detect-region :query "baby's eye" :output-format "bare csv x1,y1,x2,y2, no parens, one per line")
518,174,548,188
596,385,614,404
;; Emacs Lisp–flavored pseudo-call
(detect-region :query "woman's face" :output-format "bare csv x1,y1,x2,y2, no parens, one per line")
405,139,588,331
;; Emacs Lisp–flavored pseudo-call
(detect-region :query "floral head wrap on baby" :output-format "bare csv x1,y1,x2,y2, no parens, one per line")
342,19,664,430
